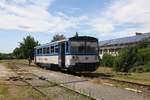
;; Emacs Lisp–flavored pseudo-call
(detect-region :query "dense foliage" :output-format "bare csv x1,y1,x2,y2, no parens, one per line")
101,53,114,67
114,40,150,72
13,35,39,59
137,48,150,65
0,53,12,60
113,46,138,72
101,40,150,72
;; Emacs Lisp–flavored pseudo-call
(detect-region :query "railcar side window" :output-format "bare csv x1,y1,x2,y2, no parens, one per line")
37,49,40,54
43,48,46,54
66,41,69,53
54,45,59,54
51,46,54,54
39,48,42,54
46,47,50,54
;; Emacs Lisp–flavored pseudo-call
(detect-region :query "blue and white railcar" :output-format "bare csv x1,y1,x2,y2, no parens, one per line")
34,36,99,72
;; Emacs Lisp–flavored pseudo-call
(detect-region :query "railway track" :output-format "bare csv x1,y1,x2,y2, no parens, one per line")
15,63,150,91
63,72,150,90
9,63,49,97
100,77,150,89
66,71,150,96
9,63,96,100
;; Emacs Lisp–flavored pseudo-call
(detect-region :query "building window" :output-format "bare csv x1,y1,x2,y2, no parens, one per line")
99,50,102,54
104,49,107,53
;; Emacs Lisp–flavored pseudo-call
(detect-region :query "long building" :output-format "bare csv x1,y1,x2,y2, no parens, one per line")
99,32,150,58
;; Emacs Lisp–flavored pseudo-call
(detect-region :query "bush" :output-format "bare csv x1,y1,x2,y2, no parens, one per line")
137,39,150,49
113,56,121,72
113,46,138,72
130,66,146,73
137,48,150,65
101,53,114,67
144,62,150,72
113,40,150,73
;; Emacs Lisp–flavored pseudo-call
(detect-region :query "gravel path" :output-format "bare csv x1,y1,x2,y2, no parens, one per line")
17,64,150,100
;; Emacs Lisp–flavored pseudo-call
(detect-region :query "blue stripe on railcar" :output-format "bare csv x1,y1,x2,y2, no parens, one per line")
36,53,97,56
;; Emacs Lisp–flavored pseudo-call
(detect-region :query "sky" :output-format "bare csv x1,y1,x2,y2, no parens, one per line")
0,0,150,53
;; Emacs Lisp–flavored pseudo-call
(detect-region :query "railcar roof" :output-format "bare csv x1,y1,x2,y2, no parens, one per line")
70,36,98,41
35,39,67,48
35,36,98,48
99,32,150,46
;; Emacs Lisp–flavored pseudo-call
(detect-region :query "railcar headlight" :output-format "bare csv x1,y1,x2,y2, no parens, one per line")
72,56,75,59
72,56,78,61
85,57,88,60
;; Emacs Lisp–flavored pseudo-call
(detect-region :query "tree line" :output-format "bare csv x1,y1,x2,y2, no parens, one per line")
0,53,12,60
0,34,66,60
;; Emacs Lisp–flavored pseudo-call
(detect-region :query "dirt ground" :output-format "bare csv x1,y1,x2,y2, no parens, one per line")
0,63,91,100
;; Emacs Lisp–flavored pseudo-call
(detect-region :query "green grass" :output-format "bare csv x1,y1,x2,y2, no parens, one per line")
95,67,150,85
0,86,8,95
114,73,150,85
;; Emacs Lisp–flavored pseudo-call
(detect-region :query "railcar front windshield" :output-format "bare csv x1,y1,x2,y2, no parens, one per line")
71,41,98,54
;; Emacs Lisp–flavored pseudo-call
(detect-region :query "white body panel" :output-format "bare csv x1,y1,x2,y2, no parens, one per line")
65,55,99,67
35,56,58,64
35,55,99,67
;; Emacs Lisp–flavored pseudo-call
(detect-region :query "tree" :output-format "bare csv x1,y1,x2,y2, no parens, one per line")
74,32,79,37
13,35,39,60
113,46,138,72
101,53,114,67
13,47,23,58
51,34,66,42
20,35,39,59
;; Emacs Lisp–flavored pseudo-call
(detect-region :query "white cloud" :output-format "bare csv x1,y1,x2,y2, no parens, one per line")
0,0,149,36
90,19,114,33
0,0,88,32
90,0,150,36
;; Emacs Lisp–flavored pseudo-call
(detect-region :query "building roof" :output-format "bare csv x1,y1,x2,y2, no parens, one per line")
99,33,150,47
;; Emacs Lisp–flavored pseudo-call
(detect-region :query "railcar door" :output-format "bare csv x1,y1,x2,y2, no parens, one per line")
58,42,65,67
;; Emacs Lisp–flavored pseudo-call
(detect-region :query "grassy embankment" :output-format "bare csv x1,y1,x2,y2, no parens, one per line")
94,67,150,85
